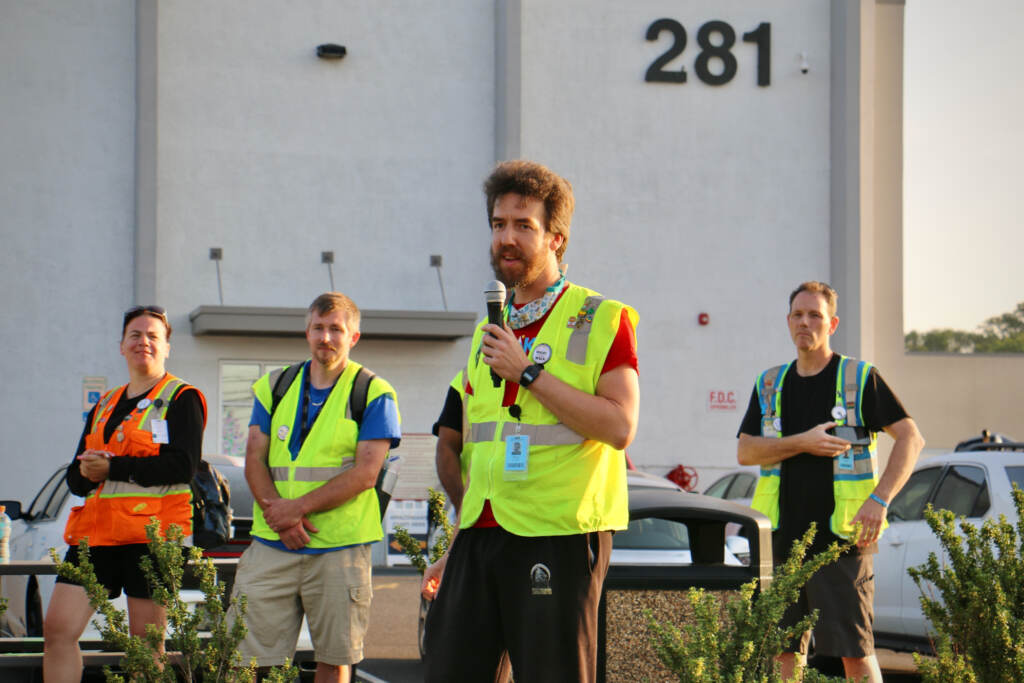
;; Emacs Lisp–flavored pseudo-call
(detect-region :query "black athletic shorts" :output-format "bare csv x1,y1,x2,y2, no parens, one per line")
780,552,875,658
423,526,612,683
56,544,162,600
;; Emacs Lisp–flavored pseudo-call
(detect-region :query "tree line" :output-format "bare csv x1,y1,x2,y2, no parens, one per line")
905,301,1024,353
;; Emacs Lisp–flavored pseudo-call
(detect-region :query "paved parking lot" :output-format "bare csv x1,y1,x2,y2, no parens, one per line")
357,567,424,683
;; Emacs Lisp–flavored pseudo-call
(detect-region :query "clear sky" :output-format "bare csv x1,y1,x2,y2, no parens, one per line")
903,0,1024,333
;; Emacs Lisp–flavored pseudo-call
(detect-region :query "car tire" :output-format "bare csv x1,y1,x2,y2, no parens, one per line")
26,578,43,638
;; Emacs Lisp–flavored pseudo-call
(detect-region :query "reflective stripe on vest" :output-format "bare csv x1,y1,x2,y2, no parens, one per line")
100,482,191,497
467,421,584,447
269,462,355,482
566,296,605,364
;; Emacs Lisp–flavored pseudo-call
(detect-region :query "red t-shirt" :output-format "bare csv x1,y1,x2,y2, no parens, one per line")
465,290,638,527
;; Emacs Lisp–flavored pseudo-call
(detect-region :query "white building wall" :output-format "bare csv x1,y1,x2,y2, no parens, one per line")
144,1,497,453
0,1,137,498
1,2,903,502
508,0,833,478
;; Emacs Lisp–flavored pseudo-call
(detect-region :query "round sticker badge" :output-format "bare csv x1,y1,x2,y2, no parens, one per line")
772,417,782,432
532,343,552,365
137,398,152,410
277,425,290,441
831,406,847,421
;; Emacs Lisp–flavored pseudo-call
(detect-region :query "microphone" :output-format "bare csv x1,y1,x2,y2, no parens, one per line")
485,280,506,387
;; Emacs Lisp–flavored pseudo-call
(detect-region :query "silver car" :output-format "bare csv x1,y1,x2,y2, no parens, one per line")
873,441,1024,652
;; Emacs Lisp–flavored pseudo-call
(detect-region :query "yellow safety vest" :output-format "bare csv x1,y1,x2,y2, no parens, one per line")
748,355,886,540
448,368,472,483
460,283,636,537
250,360,399,548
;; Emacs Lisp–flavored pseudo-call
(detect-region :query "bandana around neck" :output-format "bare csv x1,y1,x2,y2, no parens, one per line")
506,274,567,330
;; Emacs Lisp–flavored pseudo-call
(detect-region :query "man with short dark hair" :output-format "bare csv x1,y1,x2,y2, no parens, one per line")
422,160,639,682
231,292,401,683
737,281,924,682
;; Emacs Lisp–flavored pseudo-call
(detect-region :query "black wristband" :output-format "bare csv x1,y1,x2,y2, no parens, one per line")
519,363,544,388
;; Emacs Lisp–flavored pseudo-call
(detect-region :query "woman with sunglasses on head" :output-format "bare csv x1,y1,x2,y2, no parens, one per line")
43,306,207,683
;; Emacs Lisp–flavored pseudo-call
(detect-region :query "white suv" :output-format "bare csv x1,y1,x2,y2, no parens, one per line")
873,438,1024,652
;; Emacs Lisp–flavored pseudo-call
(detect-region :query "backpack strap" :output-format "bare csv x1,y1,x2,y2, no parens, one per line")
346,366,376,428
270,363,303,417
269,362,375,428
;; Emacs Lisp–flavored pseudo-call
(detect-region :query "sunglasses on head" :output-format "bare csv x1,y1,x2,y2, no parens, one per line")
123,305,168,330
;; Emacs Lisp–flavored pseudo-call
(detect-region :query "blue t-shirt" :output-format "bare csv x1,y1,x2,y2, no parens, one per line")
248,362,401,553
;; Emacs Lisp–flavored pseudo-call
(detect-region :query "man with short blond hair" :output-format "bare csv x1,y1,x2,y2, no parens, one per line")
231,292,400,683
737,281,924,682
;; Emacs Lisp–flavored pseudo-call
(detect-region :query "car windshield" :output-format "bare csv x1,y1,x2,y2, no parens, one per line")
27,468,68,521
704,477,731,498
613,517,689,551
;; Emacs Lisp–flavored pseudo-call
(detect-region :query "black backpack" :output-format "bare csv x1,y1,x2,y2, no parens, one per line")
191,459,232,549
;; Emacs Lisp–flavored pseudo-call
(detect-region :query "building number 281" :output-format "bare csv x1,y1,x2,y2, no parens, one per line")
645,19,771,87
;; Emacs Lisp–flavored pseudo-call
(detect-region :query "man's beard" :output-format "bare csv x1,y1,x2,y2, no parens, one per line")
490,246,545,290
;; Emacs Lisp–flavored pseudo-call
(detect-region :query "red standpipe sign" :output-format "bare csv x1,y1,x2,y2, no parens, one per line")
707,390,737,412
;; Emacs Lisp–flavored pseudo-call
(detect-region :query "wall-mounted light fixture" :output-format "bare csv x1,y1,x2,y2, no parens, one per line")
316,44,347,60
430,254,448,311
322,251,335,290
209,247,224,305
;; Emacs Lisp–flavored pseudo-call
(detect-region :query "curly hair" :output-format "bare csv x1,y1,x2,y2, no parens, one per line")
483,160,574,262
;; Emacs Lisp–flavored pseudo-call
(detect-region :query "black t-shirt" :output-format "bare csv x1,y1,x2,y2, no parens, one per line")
67,385,205,497
431,385,462,436
738,354,908,558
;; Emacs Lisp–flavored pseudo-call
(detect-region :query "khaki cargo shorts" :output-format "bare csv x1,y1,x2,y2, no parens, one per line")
229,541,373,667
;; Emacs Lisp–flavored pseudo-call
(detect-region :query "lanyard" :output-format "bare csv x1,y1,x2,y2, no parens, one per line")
298,368,324,447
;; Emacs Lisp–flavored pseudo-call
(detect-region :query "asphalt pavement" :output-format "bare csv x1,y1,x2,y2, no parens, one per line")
357,567,424,683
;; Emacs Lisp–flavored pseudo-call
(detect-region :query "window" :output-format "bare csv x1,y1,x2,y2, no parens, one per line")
614,517,689,551
28,468,70,521
727,472,757,499
932,465,988,518
705,475,733,499
888,466,942,522
1006,466,1024,493
219,361,296,458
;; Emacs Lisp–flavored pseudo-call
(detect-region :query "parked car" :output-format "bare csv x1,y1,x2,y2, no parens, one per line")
702,466,759,508
0,456,250,638
873,438,1024,652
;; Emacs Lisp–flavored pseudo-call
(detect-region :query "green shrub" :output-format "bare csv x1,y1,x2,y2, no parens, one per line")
646,523,848,682
53,518,297,682
909,485,1024,682
393,487,452,573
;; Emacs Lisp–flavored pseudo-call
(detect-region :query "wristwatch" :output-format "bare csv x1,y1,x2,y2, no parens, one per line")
519,363,544,388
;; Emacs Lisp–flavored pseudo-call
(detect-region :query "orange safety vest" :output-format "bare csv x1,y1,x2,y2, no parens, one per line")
64,374,207,546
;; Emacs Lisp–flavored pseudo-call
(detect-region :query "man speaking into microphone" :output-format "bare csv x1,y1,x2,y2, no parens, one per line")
422,160,639,682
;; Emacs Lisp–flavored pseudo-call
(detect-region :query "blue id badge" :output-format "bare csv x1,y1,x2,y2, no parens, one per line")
504,434,529,481
761,417,778,438
837,450,854,471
